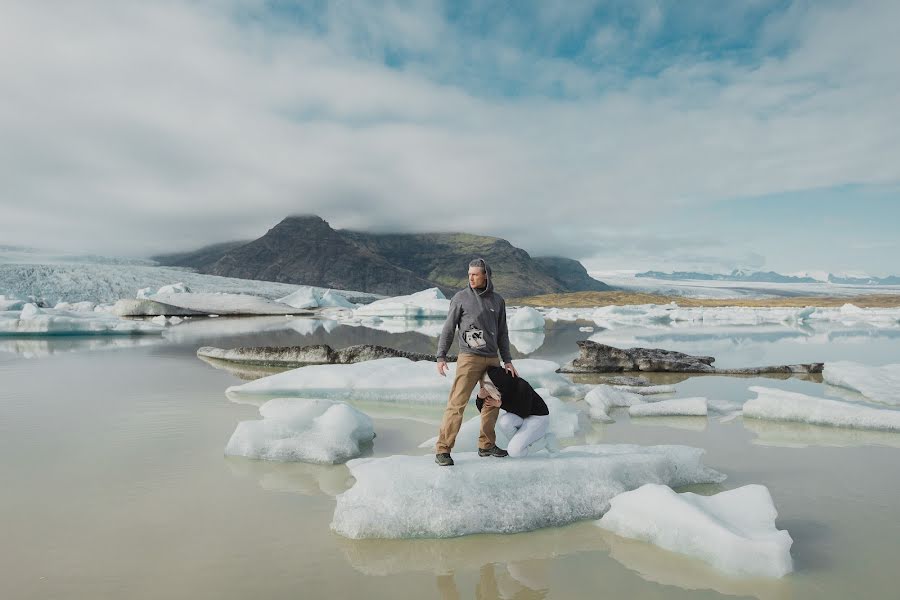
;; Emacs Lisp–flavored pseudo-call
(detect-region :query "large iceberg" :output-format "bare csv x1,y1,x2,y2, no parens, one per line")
225,398,375,464
629,397,708,417
0,303,163,336
822,361,900,406
354,288,450,319
597,484,793,578
417,390,583,451
507,307,545,331
331,444,725,539
226,358,579,404
744,386,900,432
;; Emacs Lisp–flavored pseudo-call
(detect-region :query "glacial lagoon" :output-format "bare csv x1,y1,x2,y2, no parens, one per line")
2,317,900,599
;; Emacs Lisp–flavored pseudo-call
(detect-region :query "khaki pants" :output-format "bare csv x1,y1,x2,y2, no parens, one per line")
435,353,501,453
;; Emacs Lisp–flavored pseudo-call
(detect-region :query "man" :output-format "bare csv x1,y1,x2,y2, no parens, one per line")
434,258,518,466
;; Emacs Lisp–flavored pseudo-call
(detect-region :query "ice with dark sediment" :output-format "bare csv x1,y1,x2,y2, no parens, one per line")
331,444,725,539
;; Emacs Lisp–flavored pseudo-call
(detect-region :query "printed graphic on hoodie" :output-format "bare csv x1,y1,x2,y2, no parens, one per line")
463,324,486,349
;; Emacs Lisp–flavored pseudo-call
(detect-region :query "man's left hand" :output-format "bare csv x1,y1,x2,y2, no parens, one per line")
504,362,518,378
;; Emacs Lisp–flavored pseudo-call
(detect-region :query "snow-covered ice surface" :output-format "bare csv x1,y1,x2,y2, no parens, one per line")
597,484,792,578
225,398,375,464
417,390,583,451
331,444,725,539
0,262,379,306
629,397,708,417
0,304,164,336
226,358,580,404
353,288,450,319
507,307,545,331
744,386,900,432
822,361,900,406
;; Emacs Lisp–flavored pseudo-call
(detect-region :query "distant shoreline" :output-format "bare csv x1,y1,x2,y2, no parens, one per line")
510,291,900,308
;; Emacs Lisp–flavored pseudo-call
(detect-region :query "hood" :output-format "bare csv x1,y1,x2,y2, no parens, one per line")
468,257,494,297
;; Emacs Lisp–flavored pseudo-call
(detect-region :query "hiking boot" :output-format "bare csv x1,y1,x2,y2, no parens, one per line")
435,453,454,466
478,445,509,458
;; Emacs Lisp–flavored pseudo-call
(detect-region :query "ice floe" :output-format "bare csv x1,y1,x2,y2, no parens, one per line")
613,384,677,395
0,303,164,336
353,288,450,319
417,390,582,451
629,397,708,417
597,484,793,578
584,386,645,422
147,291,299,316
331,444,725,539
225,398,375,464
277,287,356,310
822,361,900,406
226,358,579,404
744,386,900,432
507,307,545,331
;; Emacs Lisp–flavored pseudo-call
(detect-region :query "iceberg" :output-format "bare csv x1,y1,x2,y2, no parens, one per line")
226,358,579,404
507,307,545,331
629,397,708,417
822,361,900,406
331,444,725,539
0,303,164,336
277,287,356,310
147,292,299,316
584,386,645,422
744,386,900,432
597,484,793,578
354,288,450,319
417,391,583,451
225,398,375,464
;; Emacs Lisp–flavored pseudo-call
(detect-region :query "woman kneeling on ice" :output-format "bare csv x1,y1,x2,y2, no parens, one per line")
476,366,551,457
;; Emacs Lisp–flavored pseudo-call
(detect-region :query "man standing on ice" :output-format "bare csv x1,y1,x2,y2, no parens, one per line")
434,258,517,466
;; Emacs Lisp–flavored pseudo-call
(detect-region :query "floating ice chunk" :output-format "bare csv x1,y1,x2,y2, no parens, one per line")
584,386,644,422
151,292,298,315
613,384,677,395
0,294,27,311
822,361,900,406
225,398,375,464
354,288,450,319
0,303,164,336
629,397,708,417
226,358,578,404
150,315,167,325
53,301,96,312
508,330,545,354
578,326,594,332
418,392,584,451
155,282,191,295
507,307,545,331
331,444,725,539
744,386,900,431
597,484,793,578
277,287,356,309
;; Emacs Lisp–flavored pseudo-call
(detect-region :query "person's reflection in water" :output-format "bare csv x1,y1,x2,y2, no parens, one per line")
437,564,548,600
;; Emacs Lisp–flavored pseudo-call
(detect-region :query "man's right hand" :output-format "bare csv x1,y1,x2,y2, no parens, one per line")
437,360,449,377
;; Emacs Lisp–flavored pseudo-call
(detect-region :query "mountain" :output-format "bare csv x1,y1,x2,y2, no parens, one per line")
828,273,900,285
636,269,822,284
152,216,610,297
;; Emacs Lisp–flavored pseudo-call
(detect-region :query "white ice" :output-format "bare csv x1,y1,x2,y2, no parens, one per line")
225,398,375,464
822,361,900,406
353,288,450,319
744,386,900,432
331,444,725,539
148,292,299,315
584,385,645,422
508,330,545,354
0,294,27,311
226,358,579,404
0,303,164,336
613,384,677,395
629,397,708,417
418,390,583,451
277,287,356,310
507,307,545,331
597,484,793,578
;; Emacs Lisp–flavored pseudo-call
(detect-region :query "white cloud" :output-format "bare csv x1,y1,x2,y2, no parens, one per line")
0,0,897,266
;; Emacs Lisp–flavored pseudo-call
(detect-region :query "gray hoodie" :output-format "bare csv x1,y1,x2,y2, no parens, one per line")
436,260,512,364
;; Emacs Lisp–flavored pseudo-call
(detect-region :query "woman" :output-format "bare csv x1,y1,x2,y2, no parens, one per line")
476,365,550,457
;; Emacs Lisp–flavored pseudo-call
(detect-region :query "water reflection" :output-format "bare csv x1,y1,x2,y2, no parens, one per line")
508,331,545,354
225,457,354,496
743,417,900,449
0,335,163,357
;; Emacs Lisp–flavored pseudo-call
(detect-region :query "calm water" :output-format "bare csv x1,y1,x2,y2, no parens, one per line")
2,317,899,599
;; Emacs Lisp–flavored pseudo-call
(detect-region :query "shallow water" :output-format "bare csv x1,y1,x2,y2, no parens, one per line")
2,318,900,599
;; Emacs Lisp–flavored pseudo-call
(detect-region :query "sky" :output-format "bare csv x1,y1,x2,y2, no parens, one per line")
1,0,898,275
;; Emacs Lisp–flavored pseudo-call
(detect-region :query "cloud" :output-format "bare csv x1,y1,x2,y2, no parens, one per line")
0,0,897,271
